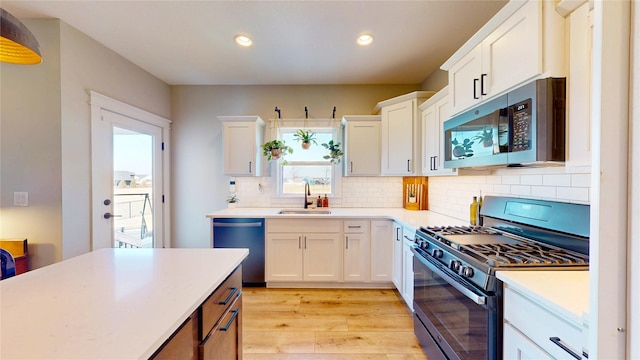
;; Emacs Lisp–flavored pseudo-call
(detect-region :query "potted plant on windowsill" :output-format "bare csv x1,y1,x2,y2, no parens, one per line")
321,140,343,164
261,139,293,161
293,129,317,150
226,195,239,209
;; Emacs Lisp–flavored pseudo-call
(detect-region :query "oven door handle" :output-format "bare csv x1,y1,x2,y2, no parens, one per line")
413,248,487,305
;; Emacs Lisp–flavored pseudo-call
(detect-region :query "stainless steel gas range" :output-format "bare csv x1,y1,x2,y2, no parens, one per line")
411,196,589,360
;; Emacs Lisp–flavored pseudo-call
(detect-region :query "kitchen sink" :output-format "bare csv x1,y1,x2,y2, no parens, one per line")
278,209,332,215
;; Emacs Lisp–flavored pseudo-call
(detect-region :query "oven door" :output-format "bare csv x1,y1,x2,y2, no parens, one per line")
412,247,500,360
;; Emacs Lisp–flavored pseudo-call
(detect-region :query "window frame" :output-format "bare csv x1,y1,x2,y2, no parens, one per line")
275,125,343,198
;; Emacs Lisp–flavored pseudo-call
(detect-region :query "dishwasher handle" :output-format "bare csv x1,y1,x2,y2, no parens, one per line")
213,222,263,228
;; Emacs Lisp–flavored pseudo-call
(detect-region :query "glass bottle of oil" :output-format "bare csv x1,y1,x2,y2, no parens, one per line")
470,196,478,226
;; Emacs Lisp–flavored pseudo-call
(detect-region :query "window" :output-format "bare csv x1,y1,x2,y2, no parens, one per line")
278,128,339,196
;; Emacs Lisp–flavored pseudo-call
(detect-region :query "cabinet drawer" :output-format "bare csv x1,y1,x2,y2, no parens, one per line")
267,219,341,233
199,295,242,360
504,286,586,359
344,220,369,233
200,267,242,340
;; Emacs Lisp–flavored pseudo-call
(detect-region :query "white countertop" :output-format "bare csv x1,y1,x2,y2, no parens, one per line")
206,207,468,230
497,270,590,326
0,248,249,360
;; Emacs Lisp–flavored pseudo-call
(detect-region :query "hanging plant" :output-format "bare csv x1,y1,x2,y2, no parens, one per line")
321,140,344,164
261,139,293,161
293,129,317,150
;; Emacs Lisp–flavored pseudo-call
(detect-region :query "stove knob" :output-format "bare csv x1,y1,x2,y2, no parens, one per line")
449,260,461,272
420,241,429,250
460,266,474,278
431,249,443,258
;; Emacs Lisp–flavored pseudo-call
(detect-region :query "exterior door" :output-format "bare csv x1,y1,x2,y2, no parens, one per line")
90,92,170,250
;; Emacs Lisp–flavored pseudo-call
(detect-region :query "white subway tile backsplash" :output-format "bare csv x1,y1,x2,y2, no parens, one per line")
531,186,557,199
510,185,531,196
555,187,590,202
521,175,543,185
571,173,591,187
543,174,572,187
501,175,520,185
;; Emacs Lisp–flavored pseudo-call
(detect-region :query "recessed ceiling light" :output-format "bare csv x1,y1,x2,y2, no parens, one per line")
234,35,252,47
357,34,374,46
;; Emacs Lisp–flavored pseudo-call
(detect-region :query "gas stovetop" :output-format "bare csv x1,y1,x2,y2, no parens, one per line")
417,225,589,268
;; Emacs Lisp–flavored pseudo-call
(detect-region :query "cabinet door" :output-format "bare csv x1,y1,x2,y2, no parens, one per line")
421,103,438,175
381,100,414,175
401,241,414,310
448,45,483,115
482,0,541,98
345,121,381,175
566,2,592,169
392,222,403,291
265,233,302,281
303,233,342,281
222,122,258,176
503,323,554,360
433,97,457,175
343,232,370,282
370,220,393,282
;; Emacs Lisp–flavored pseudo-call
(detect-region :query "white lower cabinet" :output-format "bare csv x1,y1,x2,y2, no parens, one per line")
266,218,397,287
503,285,588,359
504,323,554,360
370,220,393,282
400,226,415,310
266,219,341,282
392,222,403,290
343,220,370,282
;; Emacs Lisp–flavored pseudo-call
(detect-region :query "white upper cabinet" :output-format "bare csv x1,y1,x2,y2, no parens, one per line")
375,91,434,176
421,87,458,176
565,1,593,170
442,0,565,116
218,116,264,176
342,116,381,176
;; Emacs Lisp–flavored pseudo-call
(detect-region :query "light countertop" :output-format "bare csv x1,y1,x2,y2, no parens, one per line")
497,270,589,326
206,207,468,229
0,248,249,359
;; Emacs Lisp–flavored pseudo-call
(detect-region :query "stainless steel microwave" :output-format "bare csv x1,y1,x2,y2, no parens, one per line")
443,77,566,169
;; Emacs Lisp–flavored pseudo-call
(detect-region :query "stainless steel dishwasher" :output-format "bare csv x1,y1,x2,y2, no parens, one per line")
212,218,265,287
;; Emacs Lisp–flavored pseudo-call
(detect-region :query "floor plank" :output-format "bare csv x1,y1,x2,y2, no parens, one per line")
243,288,427,359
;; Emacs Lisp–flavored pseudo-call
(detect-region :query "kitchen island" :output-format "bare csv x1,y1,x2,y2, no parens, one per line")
0,248,248,359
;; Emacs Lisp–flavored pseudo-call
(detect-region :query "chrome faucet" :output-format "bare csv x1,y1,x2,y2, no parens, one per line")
304,182,313,209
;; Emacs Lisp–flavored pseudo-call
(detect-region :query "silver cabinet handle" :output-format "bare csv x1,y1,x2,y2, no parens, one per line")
346,236,349,249
298,236,301,249
549,337,581,359
103,212,122,219
348,225,361,229
249,161,252,173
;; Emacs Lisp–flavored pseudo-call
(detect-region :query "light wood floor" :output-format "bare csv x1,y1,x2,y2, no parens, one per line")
242,287,428,359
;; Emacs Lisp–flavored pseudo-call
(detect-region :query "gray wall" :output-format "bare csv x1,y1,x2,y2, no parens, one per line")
0,19,171,269
170,85,420,248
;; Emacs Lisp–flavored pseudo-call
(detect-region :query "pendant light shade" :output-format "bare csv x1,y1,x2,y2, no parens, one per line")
0,8,42,64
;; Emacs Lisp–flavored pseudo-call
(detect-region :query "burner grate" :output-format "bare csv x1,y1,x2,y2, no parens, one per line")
462,241,588,266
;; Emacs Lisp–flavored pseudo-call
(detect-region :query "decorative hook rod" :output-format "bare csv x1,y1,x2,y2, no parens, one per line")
332,106,337,119
274,106,281,119
304,106,308,119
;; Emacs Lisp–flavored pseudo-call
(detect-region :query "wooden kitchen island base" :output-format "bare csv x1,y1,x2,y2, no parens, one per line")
0,248,248,359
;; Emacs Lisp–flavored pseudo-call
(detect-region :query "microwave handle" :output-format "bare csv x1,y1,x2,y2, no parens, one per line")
412,247,487,305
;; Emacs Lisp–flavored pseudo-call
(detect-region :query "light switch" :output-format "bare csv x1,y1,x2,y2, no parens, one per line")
14,192,28,206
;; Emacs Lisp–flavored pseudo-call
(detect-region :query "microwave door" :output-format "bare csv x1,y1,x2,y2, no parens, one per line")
443,94,509,169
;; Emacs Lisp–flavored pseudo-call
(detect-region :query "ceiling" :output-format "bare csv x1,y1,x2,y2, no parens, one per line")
2,1,508,86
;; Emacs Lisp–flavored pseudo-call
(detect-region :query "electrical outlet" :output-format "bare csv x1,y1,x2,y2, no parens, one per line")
14,192,28,206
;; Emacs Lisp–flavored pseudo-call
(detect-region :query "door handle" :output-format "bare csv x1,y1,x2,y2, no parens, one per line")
103,212,122,219
249,161,252,173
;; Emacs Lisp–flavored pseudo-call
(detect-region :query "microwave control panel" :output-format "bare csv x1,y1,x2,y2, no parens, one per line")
511,98,532,152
